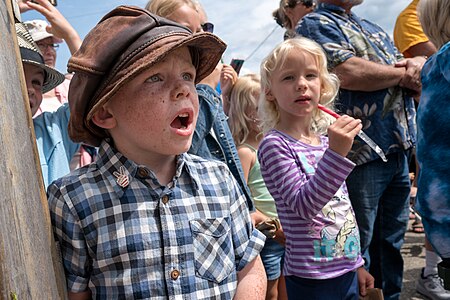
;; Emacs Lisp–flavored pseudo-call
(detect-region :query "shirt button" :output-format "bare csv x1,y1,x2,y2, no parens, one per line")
137,167,149,178
162,195,169,204
170,269,180,280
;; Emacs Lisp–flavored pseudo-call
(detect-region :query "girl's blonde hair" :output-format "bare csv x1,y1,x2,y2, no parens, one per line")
418,0,450,49
145,0,198,18
259,37,339,134
228,74,261,146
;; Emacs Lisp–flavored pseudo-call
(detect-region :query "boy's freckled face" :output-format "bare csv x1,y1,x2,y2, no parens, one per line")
23,63,44,116
103,46,199,161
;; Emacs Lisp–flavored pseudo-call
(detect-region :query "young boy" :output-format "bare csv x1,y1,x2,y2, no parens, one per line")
16,22,80,189
47,6,266,299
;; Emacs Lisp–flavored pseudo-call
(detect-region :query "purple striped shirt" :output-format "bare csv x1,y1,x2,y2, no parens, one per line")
258,129,363,279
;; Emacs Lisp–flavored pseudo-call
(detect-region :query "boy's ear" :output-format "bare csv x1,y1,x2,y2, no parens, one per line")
91,105,116,130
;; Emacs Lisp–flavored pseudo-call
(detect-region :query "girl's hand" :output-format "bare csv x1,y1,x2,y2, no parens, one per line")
357,267,374,297
327,115,362,157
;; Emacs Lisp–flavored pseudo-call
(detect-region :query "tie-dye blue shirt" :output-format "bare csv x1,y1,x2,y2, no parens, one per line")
296,3,416,165
416,41,450,259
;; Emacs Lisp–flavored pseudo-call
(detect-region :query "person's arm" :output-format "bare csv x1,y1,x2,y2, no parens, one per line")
68,291,92,300
198,62,222,89
24,0,82,54
407,41,437,58
334,56,405,91
234,256,266,300
237,146,255,183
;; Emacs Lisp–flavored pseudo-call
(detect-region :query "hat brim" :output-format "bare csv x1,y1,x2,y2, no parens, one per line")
22,59,65,93
86,31,226,123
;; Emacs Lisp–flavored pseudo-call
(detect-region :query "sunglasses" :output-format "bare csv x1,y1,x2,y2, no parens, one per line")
286,0,314,8
201,22,214,33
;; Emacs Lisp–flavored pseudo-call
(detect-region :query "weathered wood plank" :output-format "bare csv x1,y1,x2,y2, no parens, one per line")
0,0,65,299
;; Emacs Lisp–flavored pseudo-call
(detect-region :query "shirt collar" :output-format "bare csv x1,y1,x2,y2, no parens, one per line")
96,139,199,192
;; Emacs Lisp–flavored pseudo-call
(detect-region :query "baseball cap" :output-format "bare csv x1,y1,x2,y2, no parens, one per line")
23,19,63,43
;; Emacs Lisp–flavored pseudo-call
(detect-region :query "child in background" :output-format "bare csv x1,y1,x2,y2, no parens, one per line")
15,22,80,189
257,37,374,299
228,74,287,300
47,6,266,299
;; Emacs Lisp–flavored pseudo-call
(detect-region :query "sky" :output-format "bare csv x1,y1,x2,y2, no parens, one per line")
20,0,412,75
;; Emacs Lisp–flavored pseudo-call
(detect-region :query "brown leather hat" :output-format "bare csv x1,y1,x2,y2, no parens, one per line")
68,5,226,146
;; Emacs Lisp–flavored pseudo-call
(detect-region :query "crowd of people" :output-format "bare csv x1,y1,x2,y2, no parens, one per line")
12,0,450,299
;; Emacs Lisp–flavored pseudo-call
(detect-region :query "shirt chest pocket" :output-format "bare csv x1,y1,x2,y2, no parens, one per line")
189,217,234,283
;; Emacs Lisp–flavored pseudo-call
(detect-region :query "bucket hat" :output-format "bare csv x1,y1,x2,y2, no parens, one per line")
16,22,65,93
67,5,227,146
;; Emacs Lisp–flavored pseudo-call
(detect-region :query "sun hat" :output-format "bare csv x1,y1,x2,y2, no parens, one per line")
67,5,227,147
23,19,63,43
16,22,65,93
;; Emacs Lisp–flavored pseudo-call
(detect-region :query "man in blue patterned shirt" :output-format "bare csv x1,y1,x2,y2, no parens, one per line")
47,6,266,299
296,1,426,299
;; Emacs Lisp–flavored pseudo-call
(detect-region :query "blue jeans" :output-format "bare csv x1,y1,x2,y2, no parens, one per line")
285,271,358,300
346,151,410,300
260,238,285,280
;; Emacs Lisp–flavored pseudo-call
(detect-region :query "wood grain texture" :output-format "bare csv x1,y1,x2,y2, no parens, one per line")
0,1,66,299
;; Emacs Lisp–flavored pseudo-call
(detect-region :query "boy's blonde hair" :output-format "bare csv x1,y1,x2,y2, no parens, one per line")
418,0,450,49
228,74,261,146
259,37,339,135
145,0,198,18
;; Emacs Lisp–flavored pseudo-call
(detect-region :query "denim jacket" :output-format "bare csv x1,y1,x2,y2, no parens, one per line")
189,84,254,211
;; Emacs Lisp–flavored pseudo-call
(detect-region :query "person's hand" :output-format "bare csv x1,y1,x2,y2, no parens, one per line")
273,226,286,246
395,56,427,97
327,115,362,157
25,0,82,54
251,210,268,227
219,64,238,115
18,0,33,13
357,267,375,297
220,64,238,98
198,61,222,89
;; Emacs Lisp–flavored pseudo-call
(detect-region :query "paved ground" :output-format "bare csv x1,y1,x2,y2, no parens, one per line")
400,220,427,300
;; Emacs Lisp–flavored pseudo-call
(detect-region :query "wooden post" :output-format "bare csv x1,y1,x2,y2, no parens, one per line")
0,0,66,299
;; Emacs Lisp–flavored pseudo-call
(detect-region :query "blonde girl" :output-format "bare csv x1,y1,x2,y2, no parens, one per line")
257,37,374,299
228,74,287,300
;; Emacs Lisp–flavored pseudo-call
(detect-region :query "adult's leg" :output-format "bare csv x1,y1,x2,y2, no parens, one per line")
347,152,409,300
371,151,410,300
346,158,390,270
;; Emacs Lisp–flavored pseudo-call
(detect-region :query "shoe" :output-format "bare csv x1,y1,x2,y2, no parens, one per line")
416,268,450,300
411,219,425,234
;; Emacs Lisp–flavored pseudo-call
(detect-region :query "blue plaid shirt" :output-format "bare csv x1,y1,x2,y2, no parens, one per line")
297,3,416,165
48,140,265,299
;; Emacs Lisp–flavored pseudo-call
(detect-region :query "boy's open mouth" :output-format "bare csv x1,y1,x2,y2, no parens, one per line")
170,112,191,129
